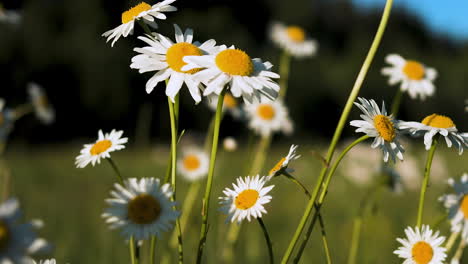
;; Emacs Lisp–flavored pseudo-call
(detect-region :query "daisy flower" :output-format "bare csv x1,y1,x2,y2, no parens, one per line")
27,83,55,125
381,54,437,100
439,173,468,242
131,24,219,103
75,129,128,168
399,114,467,155
0,198,51,264
268,144,300,178
244,98,293,137
182,45,280,104
206,92,243,119
219,175,274,223
350,97,404,163
102,177,180,240
394,225,446,264
0,5,21,24
269,22,318,58
102,0,177,47
33,259,56,264
177,148,209,182
223,137,238,152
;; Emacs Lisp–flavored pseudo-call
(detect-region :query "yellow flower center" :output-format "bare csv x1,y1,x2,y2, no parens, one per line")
235,189,259,210
286,26,306,42
421,114,455,129
90,140,112,156
403,60,425,81
0,220,10,251
460,195,468,219
257,104,275,120
128,194,162,224
224,94,238,109
373,115,396,142
121,2,152,24
269,157,286,176
166,42,203,74
411,241,434,264
183,155,201,171
215,49,254,76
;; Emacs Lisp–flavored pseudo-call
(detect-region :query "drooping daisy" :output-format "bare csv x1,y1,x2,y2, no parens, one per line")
394,225,447,264
350,97,404,163
244,98,293,137
102,0,177,47
207,92,243,119
33,259,56,264
439,173,468,242
75,129,128,168
102,177,180,240
223,137,238,152
0,198,51,263
399,114,467,155
268,144,300,178
177,148,209,182
219,175,274,223
0,5,21,24
27,83,55,125
269,22,318,58
182,45,280,104
381,54,437,100
131,24,219,103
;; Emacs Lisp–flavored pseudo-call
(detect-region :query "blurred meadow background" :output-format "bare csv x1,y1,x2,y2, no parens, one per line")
1,0,467,263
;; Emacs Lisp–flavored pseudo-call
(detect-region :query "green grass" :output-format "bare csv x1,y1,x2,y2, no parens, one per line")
2,143,466,263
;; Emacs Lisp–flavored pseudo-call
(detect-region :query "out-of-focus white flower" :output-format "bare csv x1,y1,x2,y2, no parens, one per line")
27,83,55,125
269,22,318,58
0,5,21,24
223,137,238,152
244,98,293,137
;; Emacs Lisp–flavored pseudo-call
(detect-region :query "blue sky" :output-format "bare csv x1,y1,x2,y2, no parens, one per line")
352,0,468,41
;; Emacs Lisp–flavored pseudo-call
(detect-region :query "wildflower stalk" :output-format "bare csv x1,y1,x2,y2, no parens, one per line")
257,218,274,264
390,88,403,117
150,236,156,264
168,95,184,263
281,0,393,260
451,238,466,263
279,51,291,98
129,236,137,264
105,157,124,184
416,136,438,228
196,88,226,263
293,136,369,262
445,231,460,251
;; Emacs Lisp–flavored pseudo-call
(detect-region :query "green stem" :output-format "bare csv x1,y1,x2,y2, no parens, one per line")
347,218,362,264
281,0,393,260
137,19,153,36
416,136,438,227
196,88,226,263
203,116,216,153
292,136,369,263
279,51,291,99
258,218,274,264
168,96,183,263
129,236,136,264
106,158,124,184
445,231,460,251
451,236,466,262
283,172,311,198
389,88,403,117
150,236,156,264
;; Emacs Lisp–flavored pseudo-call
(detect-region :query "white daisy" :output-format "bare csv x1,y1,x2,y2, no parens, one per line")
223,137,238,152
269,22,318,58
177,148,209,182
350,97,404,163
219,175,274,223
0,198,51,264
102,0,177,47
381,54,437,100
439,173,468,242
268,144,300,178
394,225,446,264
0,5,21,25
206,93,243,119
75,129,128,168
131,24,219,103
27,83,55,125
244,98,293,137
33,259,56,264
399,114,467,155
182,45,280,104
102,177,180,240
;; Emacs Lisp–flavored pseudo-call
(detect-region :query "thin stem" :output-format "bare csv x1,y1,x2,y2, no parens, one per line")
203,115,216,153
249,135,272,176
150,236,156,264
292,135,369,263
196,88,226,263
347,218,362,264
168,96,183,263
445,232,460,251
283,172,311,198
129,236,136,264
106,158,124,184
137,19,153,36
281,0,393,259
390,88,403,117
279,51,291,99
258,218,274,264
12,103,34,121
451,237,466,263
416,136,438,227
